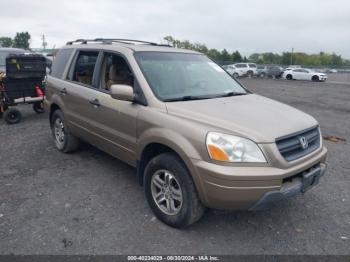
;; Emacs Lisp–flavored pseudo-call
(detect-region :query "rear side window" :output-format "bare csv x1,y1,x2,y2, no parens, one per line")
235,64,247,68
0,51,9,66
71,51,99,86
50,49,73,78
248,64,257,68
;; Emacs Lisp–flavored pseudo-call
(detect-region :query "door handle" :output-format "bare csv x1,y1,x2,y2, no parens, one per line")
89,98,101,107
60,88,67,95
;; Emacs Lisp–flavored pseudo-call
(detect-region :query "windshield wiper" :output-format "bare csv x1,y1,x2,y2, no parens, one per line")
163,92,247,102
218,91,247,97
163,95,213,102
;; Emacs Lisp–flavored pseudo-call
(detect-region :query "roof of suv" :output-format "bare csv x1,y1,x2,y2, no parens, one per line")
62,39,200,54
0,47,27,52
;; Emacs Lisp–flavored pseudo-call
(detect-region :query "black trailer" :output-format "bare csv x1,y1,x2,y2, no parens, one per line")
0,54,46,124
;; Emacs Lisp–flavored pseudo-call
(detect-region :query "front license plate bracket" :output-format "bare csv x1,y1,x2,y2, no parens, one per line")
301,168,321,193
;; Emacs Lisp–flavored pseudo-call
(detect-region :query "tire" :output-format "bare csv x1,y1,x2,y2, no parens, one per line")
33,102,45,114
50,109,79,153
4,108,22,124
286,74,293,80
144,153,205,228
312,75,319,82
259,72,266,78
247,71,253,77
233,73,239,78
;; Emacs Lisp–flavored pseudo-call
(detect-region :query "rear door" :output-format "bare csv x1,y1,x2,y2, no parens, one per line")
62,50,103,140
292,69,303,80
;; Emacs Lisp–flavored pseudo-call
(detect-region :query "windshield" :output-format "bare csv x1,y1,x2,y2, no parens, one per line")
134,52,247,101
0,50,25,66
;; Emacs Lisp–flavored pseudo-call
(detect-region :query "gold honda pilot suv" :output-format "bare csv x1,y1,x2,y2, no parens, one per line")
45,39,327,228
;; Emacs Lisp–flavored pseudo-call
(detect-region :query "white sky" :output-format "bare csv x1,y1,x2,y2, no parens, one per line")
1,0,350,58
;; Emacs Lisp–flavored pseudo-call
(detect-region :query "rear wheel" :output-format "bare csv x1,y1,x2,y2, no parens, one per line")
144,153,205,228
286,74,293,80
33,102,45,114
247,70,254,77
312,75,319,82
51,110,79,153
4,108,21,124
233,72,239,78
259,72,266,78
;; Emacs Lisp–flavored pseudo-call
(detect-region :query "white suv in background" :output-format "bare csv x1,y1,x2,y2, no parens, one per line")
233,63,257,77
222,64,245,78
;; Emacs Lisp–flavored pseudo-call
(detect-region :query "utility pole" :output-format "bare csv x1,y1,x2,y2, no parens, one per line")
42,34,47,51
290,47,294,65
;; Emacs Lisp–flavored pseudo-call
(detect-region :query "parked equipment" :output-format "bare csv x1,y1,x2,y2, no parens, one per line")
0,54,46,124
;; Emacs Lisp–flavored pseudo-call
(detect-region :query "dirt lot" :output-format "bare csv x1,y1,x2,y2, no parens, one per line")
0,77,349,255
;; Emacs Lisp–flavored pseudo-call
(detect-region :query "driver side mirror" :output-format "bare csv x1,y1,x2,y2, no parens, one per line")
110,84,134,102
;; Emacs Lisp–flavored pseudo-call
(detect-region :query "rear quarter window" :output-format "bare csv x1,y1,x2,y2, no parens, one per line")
50,49,74,79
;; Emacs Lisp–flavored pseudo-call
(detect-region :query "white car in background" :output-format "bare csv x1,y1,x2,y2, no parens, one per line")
222,64,245,78
283,68,327,82
233,63,257,77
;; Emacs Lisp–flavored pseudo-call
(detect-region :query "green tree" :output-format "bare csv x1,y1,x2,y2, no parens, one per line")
163,36,348,66
13,32,31,49
0,37,13,47
220,49,231,62
232,51,242,62
248,53,259,63
207,49,221,61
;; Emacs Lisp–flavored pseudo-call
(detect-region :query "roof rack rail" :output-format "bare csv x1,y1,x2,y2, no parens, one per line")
66,38,171,47
94,38,158,45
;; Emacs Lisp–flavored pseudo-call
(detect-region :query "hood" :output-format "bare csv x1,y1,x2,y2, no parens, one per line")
165,94,317,143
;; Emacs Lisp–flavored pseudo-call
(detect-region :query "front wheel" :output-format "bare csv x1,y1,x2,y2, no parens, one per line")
144,153,205,228
51,110,79,153
33,102,45,114
286,74,293,80
312,75,319,82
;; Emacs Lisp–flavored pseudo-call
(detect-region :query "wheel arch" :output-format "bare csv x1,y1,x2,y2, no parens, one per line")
312,75,319,81
49,103,61,125
136,129,205,200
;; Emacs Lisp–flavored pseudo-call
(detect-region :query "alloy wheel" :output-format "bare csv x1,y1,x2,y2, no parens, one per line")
54,118,65,148
151,169,183,216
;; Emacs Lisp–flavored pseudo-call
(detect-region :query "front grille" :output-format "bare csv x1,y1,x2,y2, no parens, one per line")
276,126,320,161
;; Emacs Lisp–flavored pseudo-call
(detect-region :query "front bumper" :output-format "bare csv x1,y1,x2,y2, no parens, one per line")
191,146,327,210
249,163,326,210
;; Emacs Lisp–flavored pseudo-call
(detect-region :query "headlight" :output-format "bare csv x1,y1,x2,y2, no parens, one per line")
206,132,266,163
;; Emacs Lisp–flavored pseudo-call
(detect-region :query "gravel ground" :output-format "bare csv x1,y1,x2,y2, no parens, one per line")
0,77,349,255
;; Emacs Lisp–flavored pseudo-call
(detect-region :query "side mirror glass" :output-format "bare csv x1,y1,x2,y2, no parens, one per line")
110,84,134,102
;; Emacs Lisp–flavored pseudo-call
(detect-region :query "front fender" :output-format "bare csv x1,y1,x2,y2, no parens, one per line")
137,127,202,161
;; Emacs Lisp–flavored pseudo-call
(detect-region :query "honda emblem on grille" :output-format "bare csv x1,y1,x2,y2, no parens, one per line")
299,136,309,150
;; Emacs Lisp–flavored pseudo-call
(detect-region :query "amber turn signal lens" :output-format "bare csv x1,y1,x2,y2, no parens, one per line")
207,144,229,161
